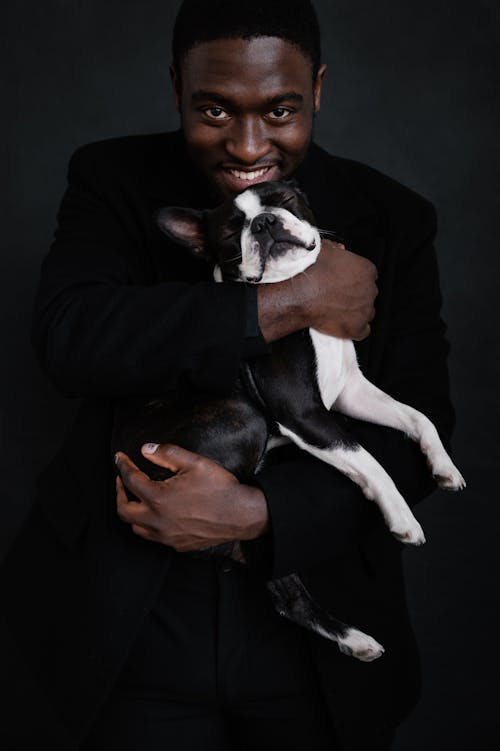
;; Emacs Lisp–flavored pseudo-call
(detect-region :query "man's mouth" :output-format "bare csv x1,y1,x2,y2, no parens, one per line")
227,166,272,181
218,164,279,193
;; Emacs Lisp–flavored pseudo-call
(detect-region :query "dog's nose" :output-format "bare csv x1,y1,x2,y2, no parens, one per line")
251,213,276,234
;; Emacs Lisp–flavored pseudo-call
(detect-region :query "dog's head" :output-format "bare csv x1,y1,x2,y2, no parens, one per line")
157,181,321,283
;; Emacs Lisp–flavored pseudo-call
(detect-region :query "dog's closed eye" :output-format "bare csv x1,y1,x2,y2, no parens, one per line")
222,230,241,242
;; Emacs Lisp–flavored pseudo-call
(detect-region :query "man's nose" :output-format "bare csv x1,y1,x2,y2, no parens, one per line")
224,119,271,164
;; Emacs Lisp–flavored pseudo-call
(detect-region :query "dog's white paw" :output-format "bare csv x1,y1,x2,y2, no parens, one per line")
337,628,385,662
389,515,426,546
425,450,466,491
433,463,466,491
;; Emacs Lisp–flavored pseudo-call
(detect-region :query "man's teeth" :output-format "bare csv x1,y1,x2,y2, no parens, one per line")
229,167,269,181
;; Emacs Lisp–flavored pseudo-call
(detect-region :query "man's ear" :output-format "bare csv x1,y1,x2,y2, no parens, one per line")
156,207,208,259
170,65,181,112
313,63,327,113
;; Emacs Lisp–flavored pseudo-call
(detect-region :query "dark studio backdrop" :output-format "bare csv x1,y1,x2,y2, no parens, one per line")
3,0,499,748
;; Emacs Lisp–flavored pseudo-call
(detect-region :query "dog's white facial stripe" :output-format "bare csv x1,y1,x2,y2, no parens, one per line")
234,190,263,220
235,190,264,281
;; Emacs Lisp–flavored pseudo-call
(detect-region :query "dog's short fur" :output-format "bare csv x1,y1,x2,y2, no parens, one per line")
111,181,464,661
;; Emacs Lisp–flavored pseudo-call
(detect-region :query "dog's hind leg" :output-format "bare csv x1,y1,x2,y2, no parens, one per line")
277,419,426,544
249,332,425,542
266,574,384,662
334,371,465,491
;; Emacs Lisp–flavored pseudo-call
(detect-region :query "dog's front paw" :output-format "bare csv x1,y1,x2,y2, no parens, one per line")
433,462,466,491
389,514,426,546
425,450,466,491
337,629,385,662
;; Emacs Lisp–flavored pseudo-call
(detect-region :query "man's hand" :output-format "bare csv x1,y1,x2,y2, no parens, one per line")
114,444,269,551
257,239,378,342
299,240,378,339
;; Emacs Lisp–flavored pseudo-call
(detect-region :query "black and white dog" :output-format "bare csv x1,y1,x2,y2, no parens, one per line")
112,181,465,662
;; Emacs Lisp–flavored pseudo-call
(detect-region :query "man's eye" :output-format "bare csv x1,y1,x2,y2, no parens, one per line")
268,107,292,120
203,107,230,120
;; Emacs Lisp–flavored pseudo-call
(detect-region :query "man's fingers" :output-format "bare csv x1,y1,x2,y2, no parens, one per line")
116,475,157,529
351,323,371,341
115,452,162,506
116,474,143,519
131,523,157,541
140,442,203,473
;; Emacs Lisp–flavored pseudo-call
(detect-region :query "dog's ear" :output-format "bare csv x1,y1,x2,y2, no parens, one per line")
156,207,209,259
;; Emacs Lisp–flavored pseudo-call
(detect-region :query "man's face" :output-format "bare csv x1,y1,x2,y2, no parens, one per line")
172,36,326,200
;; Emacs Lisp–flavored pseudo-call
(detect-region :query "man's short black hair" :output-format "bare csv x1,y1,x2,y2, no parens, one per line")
172,0,322,79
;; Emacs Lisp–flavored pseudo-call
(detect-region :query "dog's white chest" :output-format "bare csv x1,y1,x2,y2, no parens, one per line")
309,330,357,409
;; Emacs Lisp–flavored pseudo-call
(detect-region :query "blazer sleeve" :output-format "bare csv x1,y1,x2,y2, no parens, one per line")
30,146,268,399
250,201,457,579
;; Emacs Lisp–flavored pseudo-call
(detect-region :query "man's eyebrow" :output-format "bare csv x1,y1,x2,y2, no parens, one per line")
190,91,304,107
191,91,233,106
267,92,304,106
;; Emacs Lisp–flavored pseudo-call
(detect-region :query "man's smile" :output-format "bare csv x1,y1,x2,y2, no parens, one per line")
220,164,280,192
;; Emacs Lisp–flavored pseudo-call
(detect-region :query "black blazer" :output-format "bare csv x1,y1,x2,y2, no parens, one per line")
1,130,455,749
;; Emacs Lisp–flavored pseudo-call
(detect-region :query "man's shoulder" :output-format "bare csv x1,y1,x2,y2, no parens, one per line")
310,143,437,228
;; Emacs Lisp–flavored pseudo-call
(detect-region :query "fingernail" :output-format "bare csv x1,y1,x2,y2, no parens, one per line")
142,443,159,454
114,452,121,464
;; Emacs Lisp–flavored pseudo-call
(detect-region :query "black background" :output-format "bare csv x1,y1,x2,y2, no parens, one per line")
3,1,499,748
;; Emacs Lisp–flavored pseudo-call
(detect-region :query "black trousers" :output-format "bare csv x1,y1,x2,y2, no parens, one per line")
80,554,395,750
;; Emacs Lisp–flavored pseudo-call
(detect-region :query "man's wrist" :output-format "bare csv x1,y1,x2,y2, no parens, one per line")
257,278,310,343
235,484,270,540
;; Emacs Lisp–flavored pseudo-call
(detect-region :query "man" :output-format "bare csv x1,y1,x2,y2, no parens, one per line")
1,1,455,749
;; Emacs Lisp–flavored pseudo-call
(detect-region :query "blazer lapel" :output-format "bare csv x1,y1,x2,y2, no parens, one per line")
295,142,386,263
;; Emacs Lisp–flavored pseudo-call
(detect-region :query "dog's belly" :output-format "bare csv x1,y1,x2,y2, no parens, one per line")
309,330,357,409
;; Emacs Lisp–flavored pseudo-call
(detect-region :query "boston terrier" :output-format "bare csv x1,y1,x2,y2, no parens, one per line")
111,180,465,662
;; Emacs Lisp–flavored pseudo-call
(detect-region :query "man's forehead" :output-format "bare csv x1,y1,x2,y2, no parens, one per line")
180,36,314,92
